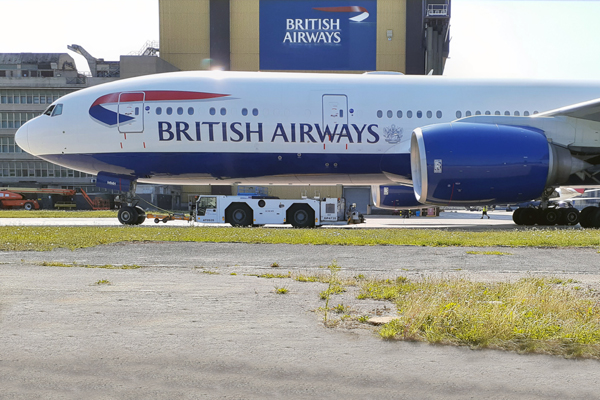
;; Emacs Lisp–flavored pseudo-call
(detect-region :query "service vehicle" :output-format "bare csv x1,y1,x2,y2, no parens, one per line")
0,191,39,210
195,195,347,227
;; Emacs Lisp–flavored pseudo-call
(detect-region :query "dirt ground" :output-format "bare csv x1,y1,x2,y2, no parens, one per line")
1,242,600,399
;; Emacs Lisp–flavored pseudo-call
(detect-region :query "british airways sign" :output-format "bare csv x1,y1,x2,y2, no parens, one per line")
260,0,377,71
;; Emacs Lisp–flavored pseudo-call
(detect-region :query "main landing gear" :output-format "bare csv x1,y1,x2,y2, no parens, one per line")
117,181,146,226
512,206,580,226
512,187,600,228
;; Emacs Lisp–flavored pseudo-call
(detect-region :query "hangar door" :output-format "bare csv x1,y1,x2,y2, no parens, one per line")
343,187,371,215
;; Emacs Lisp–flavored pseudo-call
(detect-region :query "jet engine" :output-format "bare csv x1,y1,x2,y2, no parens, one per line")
371,185,423,209
410,122,587,206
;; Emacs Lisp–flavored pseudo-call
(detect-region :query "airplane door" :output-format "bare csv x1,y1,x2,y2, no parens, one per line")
118,92,145,133
322,95,348,127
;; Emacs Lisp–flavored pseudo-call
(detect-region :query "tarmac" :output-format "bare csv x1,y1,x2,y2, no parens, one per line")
1,210,599,399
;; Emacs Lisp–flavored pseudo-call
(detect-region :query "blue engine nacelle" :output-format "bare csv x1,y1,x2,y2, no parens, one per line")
371,185,423,209
410,122,583,206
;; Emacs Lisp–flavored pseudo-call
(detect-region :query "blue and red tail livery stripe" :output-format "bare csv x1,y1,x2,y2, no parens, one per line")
89,91,230,127
313,6,369,22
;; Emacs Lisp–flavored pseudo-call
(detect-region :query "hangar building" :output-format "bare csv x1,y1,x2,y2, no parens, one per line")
159,0,450,213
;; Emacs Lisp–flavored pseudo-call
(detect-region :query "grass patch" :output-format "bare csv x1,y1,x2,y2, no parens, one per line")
0,210,117,218
275,286,289,294
39,261,141,269
466,251,513,255
359,276,600,358
0,226,599,252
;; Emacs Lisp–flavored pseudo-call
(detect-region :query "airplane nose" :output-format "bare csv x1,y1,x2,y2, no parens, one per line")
15,122,30,154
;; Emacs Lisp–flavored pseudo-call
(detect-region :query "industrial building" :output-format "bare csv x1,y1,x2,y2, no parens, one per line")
1,0,450,213
159,0,451,213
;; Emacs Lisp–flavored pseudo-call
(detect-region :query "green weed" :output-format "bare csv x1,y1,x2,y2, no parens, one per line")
275,286,289,294
95,279,111,285
359,276,600,358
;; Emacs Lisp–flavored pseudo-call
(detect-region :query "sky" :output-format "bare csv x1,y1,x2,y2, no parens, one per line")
2,0,600,80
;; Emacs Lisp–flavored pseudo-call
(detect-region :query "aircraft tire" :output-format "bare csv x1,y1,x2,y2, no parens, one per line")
226,203,253,227
520,208,538,226
590,208,600,229
579,206,598,228
538,209,559,226
512,208,525,225
24,202,34,211
288,204,315,228
559,208,579,226
118,206,139,225
134,206,146,225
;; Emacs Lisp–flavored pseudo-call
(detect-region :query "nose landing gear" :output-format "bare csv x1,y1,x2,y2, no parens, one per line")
116,181,146,225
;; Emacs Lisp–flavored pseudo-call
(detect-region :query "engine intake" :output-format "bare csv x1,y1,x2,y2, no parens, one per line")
410,122,586,205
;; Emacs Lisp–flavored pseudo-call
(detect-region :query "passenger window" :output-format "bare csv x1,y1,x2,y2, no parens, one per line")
210,107,216,116
220,107,226,116
524,111,530,116
466,111,472,117
166,107,173,115
340,110,344,118
177,107,183,115
504,111,510,116
417,111,422,118
426,110,432,118
156,107,162,115
52,104,63,116
188,107,194,115
387,110,392,118
377,110,383,118
242,108,248,116
252,108,259,116
485,111,491,115
397,110,402,118
436,110,442,119
533,111,539,114
495,111,500,115
456,111,462,118
407,110,413,118
135,107,140,116
514,111,520,116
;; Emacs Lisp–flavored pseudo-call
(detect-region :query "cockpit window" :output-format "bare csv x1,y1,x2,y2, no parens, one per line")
51,103,63,117
43,105,55,116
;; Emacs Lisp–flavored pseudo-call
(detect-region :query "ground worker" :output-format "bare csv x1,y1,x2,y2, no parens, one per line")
481,206,490,219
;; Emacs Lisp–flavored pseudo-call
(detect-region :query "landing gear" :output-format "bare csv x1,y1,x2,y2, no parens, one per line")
116,181,146,226
511,187,588,227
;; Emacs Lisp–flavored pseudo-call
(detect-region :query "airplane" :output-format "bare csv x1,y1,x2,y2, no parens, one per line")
14,70,600,227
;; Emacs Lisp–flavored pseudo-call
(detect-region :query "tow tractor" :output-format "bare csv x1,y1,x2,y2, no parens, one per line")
148,195,356,227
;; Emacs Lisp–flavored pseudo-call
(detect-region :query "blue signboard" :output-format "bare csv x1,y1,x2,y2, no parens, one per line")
260,0,377,71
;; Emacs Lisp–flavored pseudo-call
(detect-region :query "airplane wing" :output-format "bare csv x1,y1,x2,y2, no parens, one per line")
535,97,600,123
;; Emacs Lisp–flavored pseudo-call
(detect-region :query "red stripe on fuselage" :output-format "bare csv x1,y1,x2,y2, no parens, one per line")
313,6,367,13
91,91,230,107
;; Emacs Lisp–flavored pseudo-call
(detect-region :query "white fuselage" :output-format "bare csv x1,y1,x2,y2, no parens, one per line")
15,71,600,185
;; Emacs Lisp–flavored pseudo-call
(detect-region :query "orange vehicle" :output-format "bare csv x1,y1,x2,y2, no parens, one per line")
0,191,40,210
